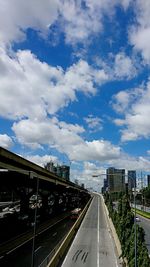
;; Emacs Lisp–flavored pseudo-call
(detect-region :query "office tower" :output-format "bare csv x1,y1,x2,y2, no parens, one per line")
147,175,150,187
107,167,125,192
128,170,136,191
61,165,70,181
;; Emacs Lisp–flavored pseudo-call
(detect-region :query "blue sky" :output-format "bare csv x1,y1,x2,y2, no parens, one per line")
0,0,150,189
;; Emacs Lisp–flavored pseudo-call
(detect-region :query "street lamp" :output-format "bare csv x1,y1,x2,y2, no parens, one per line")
30,172,39,267
92,172,137,267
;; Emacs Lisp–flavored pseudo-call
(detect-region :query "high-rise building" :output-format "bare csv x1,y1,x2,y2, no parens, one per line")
45,161,54,172
61,165,70,181
147,175,150,187
107,167,125,192
103,178,108,192
128,170,136,191
45,162,70,180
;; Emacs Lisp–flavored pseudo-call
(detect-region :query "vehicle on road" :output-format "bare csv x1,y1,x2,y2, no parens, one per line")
135,216,140,222
70,208,81,220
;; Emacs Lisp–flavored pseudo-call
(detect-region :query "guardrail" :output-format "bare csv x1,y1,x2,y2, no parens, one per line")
44,197,92,267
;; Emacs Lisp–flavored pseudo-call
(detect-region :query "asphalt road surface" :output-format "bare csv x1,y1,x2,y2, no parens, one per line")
0,217,74,267
137,215,150,254
61,194,121,267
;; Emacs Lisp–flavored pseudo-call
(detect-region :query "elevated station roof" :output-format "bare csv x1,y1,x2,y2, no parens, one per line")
0,147,85,191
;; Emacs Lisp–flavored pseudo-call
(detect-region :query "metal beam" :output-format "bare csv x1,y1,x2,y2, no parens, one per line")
0,147,86,191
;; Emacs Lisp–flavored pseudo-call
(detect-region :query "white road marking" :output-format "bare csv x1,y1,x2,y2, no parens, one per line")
52,232,57,237
35,246,42,253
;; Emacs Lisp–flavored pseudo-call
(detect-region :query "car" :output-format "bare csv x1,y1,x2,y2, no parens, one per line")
70,208,81,220
0,211,14,218
135,216,140,222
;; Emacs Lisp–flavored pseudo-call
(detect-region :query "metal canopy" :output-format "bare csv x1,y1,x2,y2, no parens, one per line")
0,147,83,191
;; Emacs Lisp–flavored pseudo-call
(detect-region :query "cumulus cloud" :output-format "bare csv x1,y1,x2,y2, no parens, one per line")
96,52,138,81
61,0,132,44
0,0,132,47
0,0,60,46
66,140,121,161
25,154,58,167
114,52,137,79
65,160,109,189
129,0,150,64
12,117,84,150
12,117,121,161
84,115,103,132
113,118,125,126
108,154,150,172
0,48,108,120
112,86,143,113
112,80,150,141
0,134,13,149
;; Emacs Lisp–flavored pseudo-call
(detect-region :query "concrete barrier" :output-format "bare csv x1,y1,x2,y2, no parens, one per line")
47,197,93,267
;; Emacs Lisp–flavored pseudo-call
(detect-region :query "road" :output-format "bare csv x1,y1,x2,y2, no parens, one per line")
61,194,121,267
131,203,150,254
137,215,150,254
0,217,74,267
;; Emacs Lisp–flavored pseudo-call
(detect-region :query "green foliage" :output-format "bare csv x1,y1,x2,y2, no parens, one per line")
142,186,150,199
104,193,150,267
133,208,150,219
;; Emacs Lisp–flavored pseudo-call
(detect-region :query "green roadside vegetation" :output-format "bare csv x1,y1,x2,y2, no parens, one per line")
141,186,150,207
131,208,150,219
104,192,150,267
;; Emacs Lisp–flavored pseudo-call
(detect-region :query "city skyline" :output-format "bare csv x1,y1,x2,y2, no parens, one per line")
0,1,150,189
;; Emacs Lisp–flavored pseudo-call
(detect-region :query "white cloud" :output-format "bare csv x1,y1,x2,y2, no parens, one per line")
129,0,150,64
12,117,121,161
121,130,138,142
0,0,132,47
0,48,108,120
108,154,150,172
112,80,150,141
0,134,13,149
70,160,107,190
12,118,84,150
114,52,137,79
70,140,120,161
96,52,138,81
84,115,103,132
112,86,143,113
130,27,150,64
113,118,125,126
112,91,131,113
25,154,58,167
0,0,60,46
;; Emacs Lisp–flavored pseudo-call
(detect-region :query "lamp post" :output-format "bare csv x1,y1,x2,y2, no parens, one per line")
92,172,137,267
30,172,39,267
